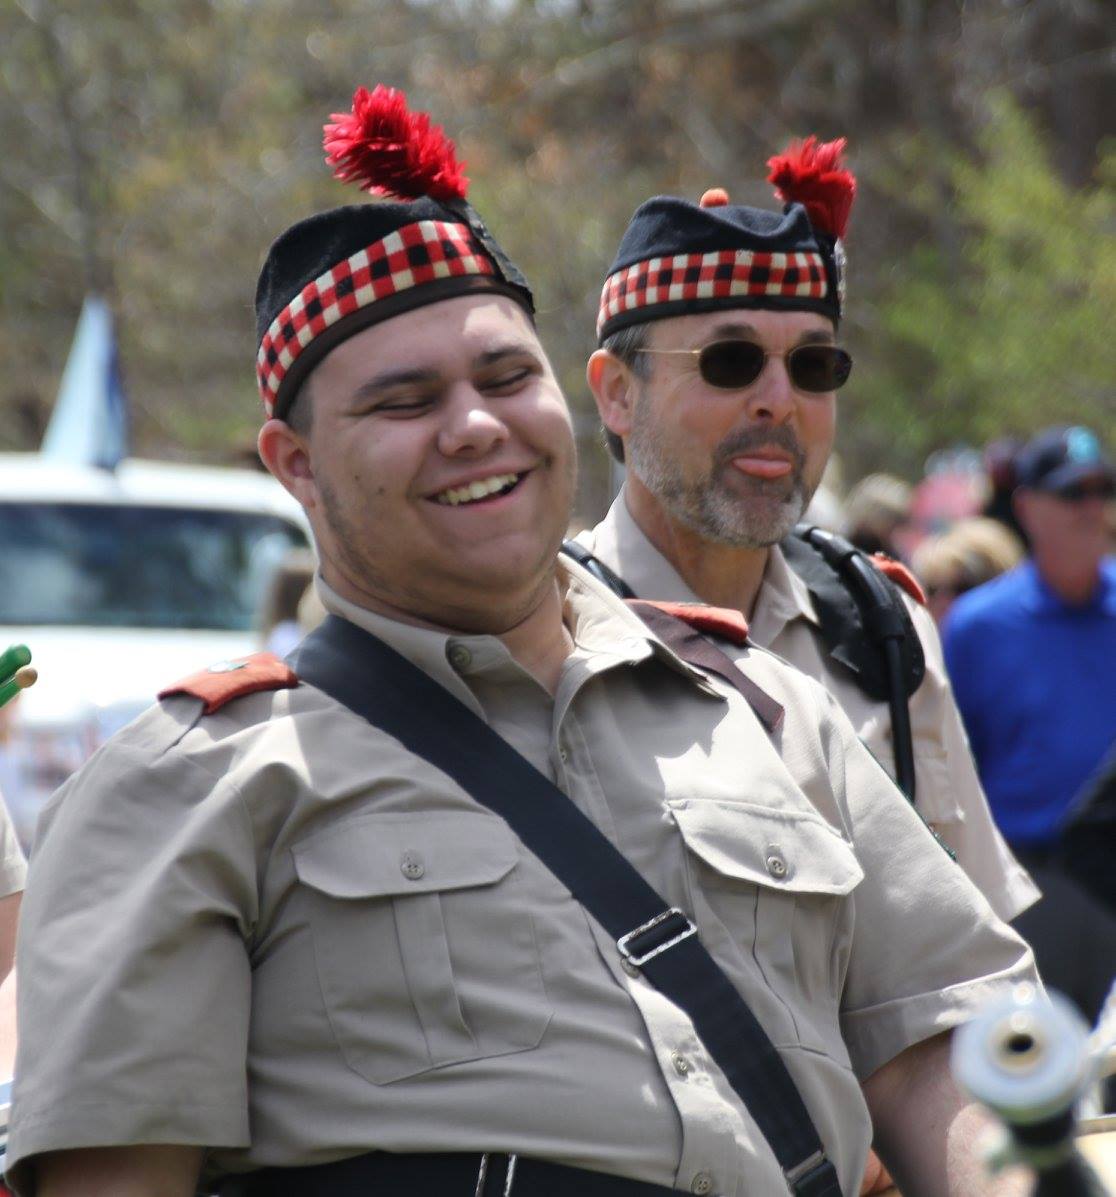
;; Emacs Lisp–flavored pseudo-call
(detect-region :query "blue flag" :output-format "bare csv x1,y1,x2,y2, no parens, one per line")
40,294,130,470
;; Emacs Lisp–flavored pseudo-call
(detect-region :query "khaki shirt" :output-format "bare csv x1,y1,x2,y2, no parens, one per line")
579,492,1038,923
9,563,1035,1197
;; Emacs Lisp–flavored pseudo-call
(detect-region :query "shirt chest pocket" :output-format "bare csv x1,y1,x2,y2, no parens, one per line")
670,799,863,1050
292,811,552,1084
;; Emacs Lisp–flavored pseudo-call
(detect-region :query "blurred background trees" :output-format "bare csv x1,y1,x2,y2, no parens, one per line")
2,0,1113,517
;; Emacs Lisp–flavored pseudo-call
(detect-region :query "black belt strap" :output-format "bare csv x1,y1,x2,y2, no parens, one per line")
219,1150,689,1196
290,615,842,1197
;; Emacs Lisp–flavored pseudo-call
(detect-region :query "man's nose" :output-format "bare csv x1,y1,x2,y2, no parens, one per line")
742,356,796,422
436,384,510,457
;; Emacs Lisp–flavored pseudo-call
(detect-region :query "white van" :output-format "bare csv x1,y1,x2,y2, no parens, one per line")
0,455,310,847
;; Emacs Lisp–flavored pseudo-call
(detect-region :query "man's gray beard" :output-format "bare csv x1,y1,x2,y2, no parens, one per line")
628,409,810,549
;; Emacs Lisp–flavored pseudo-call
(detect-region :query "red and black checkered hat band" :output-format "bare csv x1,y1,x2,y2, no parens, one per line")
597,248,828,338
256,220,495,414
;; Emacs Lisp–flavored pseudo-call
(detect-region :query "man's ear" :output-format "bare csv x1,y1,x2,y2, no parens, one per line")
258,419,317,512
586,350,637,443
1012,488,1034,537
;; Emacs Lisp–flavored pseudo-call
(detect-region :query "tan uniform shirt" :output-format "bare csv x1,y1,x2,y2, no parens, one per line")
579,492,1038,923
9,563,1035,1197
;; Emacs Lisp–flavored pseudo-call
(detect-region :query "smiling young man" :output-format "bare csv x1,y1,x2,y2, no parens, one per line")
577,145,1037,932
10,98,1037,1197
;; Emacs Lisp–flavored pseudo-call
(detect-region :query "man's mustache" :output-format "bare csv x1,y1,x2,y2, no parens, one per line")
713,426,806,475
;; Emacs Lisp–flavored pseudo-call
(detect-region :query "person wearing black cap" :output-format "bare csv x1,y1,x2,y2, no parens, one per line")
576,141,1037,928
9,92,1036,1197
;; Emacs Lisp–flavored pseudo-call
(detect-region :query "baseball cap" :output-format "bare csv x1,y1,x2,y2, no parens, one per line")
1015,425,1115,495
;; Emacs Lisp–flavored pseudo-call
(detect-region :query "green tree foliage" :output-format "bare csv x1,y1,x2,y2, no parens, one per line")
2,0,1113,503
850,98,1115,468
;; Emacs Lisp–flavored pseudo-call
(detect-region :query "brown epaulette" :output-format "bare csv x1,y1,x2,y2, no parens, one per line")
628,600,750,645
158,653,299,715
870,554,927,607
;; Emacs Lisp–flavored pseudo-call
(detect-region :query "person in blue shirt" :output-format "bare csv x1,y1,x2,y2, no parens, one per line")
944,425,1116,853
944,424,1116,1020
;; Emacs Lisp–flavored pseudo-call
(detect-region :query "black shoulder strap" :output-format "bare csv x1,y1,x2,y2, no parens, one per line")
290,615,842,1197
782,527,924,802
561,538,636,598
780,528,925,702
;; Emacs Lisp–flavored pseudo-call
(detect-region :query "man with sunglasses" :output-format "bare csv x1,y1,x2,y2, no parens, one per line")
943,425,1116,866
578,142,1037,930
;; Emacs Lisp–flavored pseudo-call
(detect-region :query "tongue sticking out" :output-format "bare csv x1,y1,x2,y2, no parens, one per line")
732,456,793,480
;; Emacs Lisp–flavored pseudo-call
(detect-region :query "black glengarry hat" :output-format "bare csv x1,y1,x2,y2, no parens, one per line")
597,137,856,342
256,85,534,419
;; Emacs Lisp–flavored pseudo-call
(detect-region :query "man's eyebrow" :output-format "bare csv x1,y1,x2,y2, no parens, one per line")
706,321,759,341
795,327,836,346
473,342,541,368
351,368,440,402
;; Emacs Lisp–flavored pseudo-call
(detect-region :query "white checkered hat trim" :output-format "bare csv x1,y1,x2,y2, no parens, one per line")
256,219,495,414
596,248,828,337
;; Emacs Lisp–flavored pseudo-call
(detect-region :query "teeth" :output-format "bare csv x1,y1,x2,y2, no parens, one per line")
435,473,519,506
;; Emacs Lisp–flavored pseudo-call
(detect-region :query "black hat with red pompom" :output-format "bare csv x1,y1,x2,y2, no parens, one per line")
255,85,534,420
597,137,856,342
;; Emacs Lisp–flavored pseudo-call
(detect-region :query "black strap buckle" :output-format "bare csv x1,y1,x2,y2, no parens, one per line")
785,1150,839,1196
617,908,697,969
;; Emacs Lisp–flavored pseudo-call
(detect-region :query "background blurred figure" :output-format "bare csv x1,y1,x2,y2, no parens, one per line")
981,436,1029,548
943,424,1116,1020
840,472,912,557
911,516,1025,625
258,548,317,658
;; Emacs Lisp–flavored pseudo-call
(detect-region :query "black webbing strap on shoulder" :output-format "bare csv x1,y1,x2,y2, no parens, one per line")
783,527,923,803
290,615,842,1197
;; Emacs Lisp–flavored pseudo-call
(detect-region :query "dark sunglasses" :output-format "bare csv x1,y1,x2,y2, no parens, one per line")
636,339,853,394
1055,479,1116,503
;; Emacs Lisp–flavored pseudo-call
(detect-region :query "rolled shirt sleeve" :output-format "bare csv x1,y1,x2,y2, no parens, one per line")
7,701,256,1192
903,602,1039,923
820,687,1039,1078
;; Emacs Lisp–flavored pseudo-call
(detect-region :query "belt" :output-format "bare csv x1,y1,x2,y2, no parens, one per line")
216,1151,698,1196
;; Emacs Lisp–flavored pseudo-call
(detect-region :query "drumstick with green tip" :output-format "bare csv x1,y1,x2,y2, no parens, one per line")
0,645,35,709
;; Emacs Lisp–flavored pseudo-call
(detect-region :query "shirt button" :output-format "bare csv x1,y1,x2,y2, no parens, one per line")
400,851,425,881
620,957,640,978
690,1171,715,1195
558,747,569,763
447,643,473,671
766,851,788,879
670,1050,691,1076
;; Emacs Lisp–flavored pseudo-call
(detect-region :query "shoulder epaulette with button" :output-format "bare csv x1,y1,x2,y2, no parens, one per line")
869,554,927,607
627,600,750,646
158,653,299,714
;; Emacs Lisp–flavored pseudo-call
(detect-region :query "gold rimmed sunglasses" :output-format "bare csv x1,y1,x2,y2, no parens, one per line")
636,340,853,394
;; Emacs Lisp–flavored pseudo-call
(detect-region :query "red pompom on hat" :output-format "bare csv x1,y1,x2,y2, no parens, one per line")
766,135,856,240
323,84,469,202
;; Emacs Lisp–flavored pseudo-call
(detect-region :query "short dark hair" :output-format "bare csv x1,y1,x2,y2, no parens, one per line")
284,376,315,436
598,322,652,463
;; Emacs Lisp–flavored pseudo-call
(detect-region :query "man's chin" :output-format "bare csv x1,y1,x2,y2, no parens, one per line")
706,493,805,548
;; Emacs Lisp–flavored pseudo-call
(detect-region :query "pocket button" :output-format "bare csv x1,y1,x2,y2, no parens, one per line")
765,850,788,879
400,851,426,881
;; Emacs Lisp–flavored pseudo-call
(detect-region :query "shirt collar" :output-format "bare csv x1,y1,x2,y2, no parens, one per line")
582,487,821,640
315,562,720,701
1022,557,1116,616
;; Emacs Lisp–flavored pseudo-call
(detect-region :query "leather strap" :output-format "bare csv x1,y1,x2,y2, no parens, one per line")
290,616,842,1196
218,1150,688,1196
